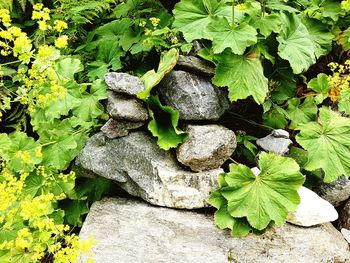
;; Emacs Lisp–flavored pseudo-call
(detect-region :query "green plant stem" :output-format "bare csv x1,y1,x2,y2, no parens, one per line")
232,0,235,28
0,60,21,66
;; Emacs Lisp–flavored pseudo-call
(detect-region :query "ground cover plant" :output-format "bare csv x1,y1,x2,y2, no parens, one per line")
0,0,350,261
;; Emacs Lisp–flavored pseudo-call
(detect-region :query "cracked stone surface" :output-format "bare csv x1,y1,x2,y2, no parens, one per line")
106,91,148,122
76,131,221,209
158,70,230,120
78,197,350,263
101,119,144,139
104,72,145,96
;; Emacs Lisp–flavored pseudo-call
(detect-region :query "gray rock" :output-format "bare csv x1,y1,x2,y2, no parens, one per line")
78,197,350,263
76,131,221,209
339,199,350,230
271,129,289,138
176,55,215,77
189,40,204,56
256,129,293,155
314,176,350,207
158,70,230,120
341,228,350,244
287,186,338,227
107,91,148,122
101,119,144,139
104,72,145,96
176,125,236,172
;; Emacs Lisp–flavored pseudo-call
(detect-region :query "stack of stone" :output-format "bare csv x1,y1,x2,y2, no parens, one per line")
76,58,350,263
77,68,236,209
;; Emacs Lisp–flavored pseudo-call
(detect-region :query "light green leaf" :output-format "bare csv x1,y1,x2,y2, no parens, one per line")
339,89,350,115
308,73,331,93
146,96,188,150
296,107,350,182
38,119,88,169
221,152,304,230
212,51,268,104
137,48,179,100
277,13,316,74
173,0,231,42
207,17,257,54
307,73,331,104
286,97,317,129
55,58,84,81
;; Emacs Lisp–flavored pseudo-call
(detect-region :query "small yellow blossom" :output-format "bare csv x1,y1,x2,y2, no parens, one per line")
236,3,246,11
55,35,68,49
54,20,68,33
0,9,11,27
33,3,44,11
149,17,160,27
35,146,43,158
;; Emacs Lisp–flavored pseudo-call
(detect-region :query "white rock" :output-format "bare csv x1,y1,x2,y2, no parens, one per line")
341,228,350,244
287,186,338,227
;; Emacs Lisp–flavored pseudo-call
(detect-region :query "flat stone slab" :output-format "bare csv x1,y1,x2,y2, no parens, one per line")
78,198,350,263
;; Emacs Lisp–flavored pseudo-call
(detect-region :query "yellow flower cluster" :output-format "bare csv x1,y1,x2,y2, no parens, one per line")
149,17,160,28
55,35,69,49
0,164,94,262
327,60,350,102
0,9,11,27
54,234,96,263
32,3,51,31
54,20,68,33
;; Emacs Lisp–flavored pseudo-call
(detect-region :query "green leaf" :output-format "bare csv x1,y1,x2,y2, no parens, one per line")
287,146,309,168
55,58,84,81
265,0,299,13
307,73,331,104
339,89,350,115
212,51,268,104
207,17,257,54
263,109,288,129
38,119,88,170
72,80,107,122
302,18,334,58
87,41,124,80
146,96,188,150
61,200,89,226
137,48,179,100
277,13,316,74
252,13,281,38
23,172,45,197
286,97,317,129
173,0,231,42
222,152,304,230
41,82,82,121
308,73,331,93
296,107,350,182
